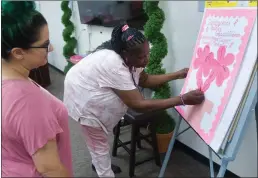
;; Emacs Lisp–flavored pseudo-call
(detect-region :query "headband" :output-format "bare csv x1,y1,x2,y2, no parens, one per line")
121,24,134,41
122,24,129,32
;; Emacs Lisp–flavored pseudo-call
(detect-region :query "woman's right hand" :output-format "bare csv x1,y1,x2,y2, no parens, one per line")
182,89,205,105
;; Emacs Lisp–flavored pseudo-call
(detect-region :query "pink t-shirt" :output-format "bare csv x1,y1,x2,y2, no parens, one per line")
2,80,73,177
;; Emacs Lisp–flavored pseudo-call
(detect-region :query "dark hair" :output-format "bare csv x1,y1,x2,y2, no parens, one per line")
93,23,146,58
1,1,47,60
93,23,146,89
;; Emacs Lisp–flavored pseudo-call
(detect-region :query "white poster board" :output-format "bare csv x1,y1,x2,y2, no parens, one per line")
175,6,257,152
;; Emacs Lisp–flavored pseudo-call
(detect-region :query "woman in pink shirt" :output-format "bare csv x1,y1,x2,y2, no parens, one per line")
2,1,73,177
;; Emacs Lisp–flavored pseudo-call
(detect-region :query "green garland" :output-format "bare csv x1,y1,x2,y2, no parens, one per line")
143,1,175,134
61,1,77,74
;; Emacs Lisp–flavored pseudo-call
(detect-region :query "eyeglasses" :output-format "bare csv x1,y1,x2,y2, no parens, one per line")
6,42,52,54
30,43,52,52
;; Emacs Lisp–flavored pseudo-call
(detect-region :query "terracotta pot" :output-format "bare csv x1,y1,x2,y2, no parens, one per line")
156,131,173,153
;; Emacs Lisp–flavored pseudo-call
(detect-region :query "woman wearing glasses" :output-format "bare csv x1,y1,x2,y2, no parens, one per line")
2,1,73,177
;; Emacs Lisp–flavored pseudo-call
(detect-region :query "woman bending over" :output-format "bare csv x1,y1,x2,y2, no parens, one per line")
63,23,204,177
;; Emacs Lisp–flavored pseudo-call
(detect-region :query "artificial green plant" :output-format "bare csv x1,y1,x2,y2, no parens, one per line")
143,1,175,134
61,1,77,74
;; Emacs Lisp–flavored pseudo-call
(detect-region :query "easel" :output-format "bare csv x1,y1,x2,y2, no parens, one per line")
158,70,257,178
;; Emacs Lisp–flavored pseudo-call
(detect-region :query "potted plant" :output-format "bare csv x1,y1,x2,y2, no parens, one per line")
155,111,175,153
143,1,175,153
61,1,77,74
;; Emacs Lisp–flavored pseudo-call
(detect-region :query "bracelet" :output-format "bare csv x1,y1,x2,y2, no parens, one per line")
179,94,185,106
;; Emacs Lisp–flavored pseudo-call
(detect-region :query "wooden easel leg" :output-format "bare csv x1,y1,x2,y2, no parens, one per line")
158,116,182,178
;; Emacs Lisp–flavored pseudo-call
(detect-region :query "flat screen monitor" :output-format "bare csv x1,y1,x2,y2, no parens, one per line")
77,1,148,30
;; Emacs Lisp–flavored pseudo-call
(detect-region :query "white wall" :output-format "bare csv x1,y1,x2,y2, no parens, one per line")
39,1,113,71
38,1,257,177
38,1,67,71
71,1,113,55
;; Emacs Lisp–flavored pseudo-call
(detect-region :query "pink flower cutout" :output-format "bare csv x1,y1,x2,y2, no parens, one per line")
202,46,235,91
215,46,235,86
193,45,214,90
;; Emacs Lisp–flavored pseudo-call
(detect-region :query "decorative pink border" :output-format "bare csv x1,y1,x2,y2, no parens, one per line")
175,8,257,144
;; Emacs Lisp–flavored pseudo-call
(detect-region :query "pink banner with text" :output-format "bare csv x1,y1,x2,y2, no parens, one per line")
175,8,257,146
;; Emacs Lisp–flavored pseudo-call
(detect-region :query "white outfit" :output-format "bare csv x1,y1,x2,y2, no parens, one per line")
63,49,143,177
81,125,113,177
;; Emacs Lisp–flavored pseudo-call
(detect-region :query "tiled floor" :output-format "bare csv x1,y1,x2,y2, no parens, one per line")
46,66,235,177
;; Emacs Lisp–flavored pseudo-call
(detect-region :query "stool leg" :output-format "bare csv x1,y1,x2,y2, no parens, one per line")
150,122,161,166
129,124,137,177
112,121,121,157
136,127,142,149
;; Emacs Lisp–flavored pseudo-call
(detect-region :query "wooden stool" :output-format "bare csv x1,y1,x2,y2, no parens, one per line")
112,109,162,177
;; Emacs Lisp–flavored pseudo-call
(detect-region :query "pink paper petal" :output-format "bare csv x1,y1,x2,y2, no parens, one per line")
217,46,226,63
196,68,203,89
222,67,230,79
193,57,202,69
202,71,216,92
204,45,210,56
203,66,210,77
221,53,235,66
216,70,225,87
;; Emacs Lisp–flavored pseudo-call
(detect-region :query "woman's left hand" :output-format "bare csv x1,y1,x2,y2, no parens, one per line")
176,68,189,79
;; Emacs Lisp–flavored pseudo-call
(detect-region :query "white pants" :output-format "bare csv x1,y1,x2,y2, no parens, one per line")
81,125,114,177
